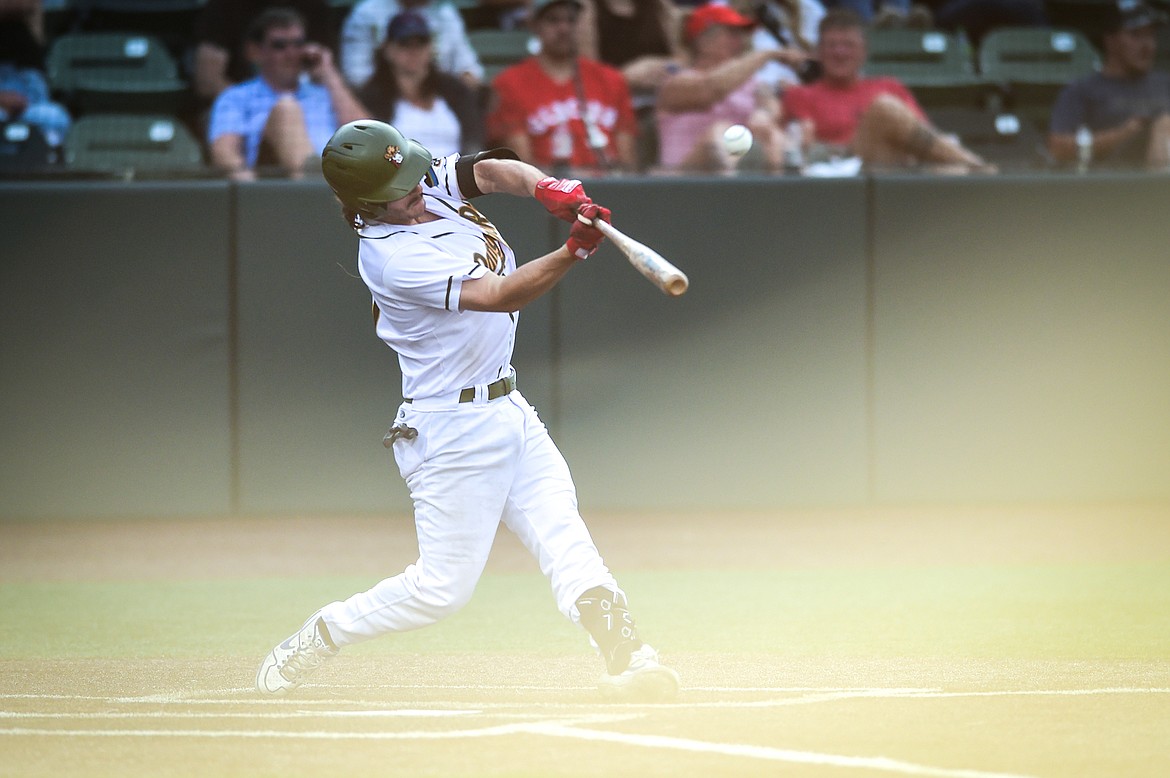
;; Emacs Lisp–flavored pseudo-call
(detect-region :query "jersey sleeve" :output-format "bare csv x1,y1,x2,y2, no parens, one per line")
365,236,488,313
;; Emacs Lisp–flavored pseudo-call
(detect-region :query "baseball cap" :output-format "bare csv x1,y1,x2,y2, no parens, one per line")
385,10,431,42
685,2,756,42
530,0,583,20
1104,0,1168,32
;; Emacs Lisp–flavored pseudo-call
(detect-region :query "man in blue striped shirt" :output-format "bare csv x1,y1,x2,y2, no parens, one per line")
208,7,366,180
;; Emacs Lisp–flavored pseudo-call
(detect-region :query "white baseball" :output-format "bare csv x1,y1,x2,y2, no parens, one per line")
722,124,753,157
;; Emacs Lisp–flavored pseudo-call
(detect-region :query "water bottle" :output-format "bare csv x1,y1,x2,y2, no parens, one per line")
1075,125,1092,174
783,121,804,175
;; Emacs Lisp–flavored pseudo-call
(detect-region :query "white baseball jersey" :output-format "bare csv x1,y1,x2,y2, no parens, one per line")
356,153,517,401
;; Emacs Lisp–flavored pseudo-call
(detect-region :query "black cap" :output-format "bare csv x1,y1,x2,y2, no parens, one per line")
1104,0,1168,32
385,11,431,42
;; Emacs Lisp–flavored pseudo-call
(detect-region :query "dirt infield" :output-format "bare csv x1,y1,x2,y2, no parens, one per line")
2,506,1169,777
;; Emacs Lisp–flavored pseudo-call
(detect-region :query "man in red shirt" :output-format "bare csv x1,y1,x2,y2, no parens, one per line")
487,0,638,172
783,9,987,170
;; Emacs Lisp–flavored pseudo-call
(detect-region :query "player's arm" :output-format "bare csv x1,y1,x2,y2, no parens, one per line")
460,204,609,313
459,247,577,313
458,152,593,223
468,155,547,198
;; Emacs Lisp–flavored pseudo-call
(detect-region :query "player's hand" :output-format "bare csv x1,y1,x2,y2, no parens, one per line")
535,176,590,223
565,203,610,260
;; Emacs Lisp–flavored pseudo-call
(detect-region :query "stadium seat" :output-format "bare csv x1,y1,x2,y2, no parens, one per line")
929,106,1052,169
46,32,189,116
0,122,56,176
63,114,205,177
978,27,1100,126
69,1,206,61
468,28,534,82
865,28,992,110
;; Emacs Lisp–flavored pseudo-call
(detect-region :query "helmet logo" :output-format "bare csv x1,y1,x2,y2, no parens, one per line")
384,145,404,167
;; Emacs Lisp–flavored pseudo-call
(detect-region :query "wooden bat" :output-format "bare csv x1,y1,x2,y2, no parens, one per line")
585,216,689,297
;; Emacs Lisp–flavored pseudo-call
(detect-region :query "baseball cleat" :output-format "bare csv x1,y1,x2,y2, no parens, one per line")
598,643,679,702
256,614,338,696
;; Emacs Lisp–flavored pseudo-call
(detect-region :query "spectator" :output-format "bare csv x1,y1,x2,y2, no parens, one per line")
486,0,638,172
207,7,366,181
356,11,484,156
1048,0,1170,170
340,0,484,90
655,2,805,172
0,0,70,150
729,0,826,91
782,9,988,171
576,0,685,95
192,0,336,105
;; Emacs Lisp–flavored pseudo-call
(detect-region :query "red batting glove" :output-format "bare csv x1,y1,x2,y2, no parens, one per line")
535,176,590,223
565,203,611,260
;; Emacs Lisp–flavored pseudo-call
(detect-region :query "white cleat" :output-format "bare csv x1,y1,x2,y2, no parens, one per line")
598,644,680,702
256,614,338,696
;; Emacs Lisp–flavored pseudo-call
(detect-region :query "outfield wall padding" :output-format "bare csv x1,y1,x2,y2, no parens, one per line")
2,174,1167,519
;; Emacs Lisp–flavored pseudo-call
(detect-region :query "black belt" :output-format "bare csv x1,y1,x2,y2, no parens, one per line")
406,373,515,404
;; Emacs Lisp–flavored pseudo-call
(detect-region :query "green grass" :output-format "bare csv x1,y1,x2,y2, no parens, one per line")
4,562,1169,662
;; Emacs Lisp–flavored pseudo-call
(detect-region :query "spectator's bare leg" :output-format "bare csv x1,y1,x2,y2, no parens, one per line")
263,95,315,179
1145,114,1170,168
854,93,987,170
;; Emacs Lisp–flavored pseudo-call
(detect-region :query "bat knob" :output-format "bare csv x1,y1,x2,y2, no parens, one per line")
577,212,593,226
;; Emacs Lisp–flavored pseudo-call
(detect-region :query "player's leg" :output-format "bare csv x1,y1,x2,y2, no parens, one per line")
257,402,521,694
499,395,679,700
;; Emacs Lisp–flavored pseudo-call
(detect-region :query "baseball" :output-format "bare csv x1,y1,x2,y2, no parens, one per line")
722,124,753,157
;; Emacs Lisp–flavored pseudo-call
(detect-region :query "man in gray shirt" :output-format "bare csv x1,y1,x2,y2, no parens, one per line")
1048,0,1170,168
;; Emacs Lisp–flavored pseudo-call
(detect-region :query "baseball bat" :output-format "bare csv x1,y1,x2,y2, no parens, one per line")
586,217,689,297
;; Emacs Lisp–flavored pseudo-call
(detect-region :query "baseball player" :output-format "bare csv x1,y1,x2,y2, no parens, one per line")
255,120,679,701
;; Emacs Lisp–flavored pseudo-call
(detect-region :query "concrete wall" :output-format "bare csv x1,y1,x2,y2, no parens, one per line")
2,173,1167,519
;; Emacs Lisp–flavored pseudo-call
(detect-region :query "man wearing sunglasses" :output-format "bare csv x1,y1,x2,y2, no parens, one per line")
208,7,366,180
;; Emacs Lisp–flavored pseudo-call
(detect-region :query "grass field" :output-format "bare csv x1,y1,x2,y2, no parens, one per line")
2,506,1169,777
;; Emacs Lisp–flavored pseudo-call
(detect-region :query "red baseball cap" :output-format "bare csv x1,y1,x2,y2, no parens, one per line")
685,3,756,42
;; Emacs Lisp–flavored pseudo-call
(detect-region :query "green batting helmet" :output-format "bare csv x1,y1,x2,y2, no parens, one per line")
321,120,432,208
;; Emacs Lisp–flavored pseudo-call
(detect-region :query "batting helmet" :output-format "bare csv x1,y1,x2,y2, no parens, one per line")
321,121,432,210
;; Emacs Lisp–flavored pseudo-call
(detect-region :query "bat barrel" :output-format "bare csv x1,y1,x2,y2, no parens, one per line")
592,219,689,297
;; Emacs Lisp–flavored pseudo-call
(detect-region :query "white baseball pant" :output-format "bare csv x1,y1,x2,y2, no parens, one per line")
318,389,620,647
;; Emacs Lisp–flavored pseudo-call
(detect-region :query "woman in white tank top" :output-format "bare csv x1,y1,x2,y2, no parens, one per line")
355,10,484,156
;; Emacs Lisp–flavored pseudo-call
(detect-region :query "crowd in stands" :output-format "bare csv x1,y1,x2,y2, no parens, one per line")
2,0,1169,178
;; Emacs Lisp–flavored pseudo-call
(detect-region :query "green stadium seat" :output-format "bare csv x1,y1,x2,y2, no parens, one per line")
0,122,56,176
46,32,189,115
865,28,992,110
929,106,1052,169
72,1,207,59
978,27,1101,126
468,28,534,82
63,114,206,177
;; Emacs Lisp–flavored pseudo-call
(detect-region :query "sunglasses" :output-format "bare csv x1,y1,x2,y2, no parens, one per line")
266,37,307,51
